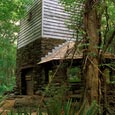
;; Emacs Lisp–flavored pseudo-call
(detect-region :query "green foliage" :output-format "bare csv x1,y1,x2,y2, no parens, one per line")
0,38,16,95
0,0,33,43
41,85,73,115
100,0,115,53
44,99,75,115
76,100,100,115
0,0,33,95
0,85,99,115
60,0,84,40
8,99,98,115
68,67,81,82
86,101,100,115
60,1,115,114
61,0,115,52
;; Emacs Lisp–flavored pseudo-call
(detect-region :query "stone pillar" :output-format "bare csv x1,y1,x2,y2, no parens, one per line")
33,66,42,92
103,68,110,84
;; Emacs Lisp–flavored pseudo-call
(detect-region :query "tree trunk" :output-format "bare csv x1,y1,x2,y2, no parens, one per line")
83,0,101,106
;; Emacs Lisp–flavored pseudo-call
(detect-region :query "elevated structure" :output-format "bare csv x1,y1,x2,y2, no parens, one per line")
16,0,83,95
16,0,115,113
18,0,74,49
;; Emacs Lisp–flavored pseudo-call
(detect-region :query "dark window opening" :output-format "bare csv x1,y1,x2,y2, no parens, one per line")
21,68,33,95
27,12,32,21
21,70,27,95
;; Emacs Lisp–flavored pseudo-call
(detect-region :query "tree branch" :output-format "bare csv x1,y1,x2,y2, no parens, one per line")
103,29,115,53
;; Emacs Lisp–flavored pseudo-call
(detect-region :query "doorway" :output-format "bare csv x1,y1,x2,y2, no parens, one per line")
21,68,33,95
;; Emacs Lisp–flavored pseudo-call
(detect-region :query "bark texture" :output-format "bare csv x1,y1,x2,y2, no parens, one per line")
84,0,101,105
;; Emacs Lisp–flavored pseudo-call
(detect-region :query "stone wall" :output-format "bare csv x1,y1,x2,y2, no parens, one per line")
41,38,65,57
16,38,65,94
107,84,115,114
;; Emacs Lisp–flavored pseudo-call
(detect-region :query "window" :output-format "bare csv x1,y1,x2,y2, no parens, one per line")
27,12,32,21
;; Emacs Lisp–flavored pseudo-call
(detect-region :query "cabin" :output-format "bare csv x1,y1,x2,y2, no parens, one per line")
16,0,83,95
16,0,115,112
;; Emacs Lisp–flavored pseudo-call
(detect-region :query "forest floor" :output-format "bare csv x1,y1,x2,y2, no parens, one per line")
0,95,47,115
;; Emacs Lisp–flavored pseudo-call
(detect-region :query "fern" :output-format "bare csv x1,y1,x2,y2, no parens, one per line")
86,101,99,115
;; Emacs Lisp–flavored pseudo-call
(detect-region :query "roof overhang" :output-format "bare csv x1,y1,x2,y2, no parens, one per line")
38,41,115,65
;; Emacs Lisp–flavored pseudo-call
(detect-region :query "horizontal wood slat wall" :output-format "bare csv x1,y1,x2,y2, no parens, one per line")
18,0,42,48
42,0,73,40
18,0,74,49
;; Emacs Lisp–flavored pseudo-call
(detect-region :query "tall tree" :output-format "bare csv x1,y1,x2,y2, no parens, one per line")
0,0,32,92
83,0,101,106
61,0,115,113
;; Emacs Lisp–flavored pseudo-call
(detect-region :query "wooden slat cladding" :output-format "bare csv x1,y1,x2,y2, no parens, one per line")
42,0,74,40
18,0,75,49
18,0,42,49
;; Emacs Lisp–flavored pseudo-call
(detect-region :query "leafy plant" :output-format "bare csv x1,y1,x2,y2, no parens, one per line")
0,0,33,96
68,67,81,82
36,99,99,115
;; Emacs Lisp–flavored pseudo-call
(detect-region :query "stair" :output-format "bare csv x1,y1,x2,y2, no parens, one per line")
41,41,72,60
